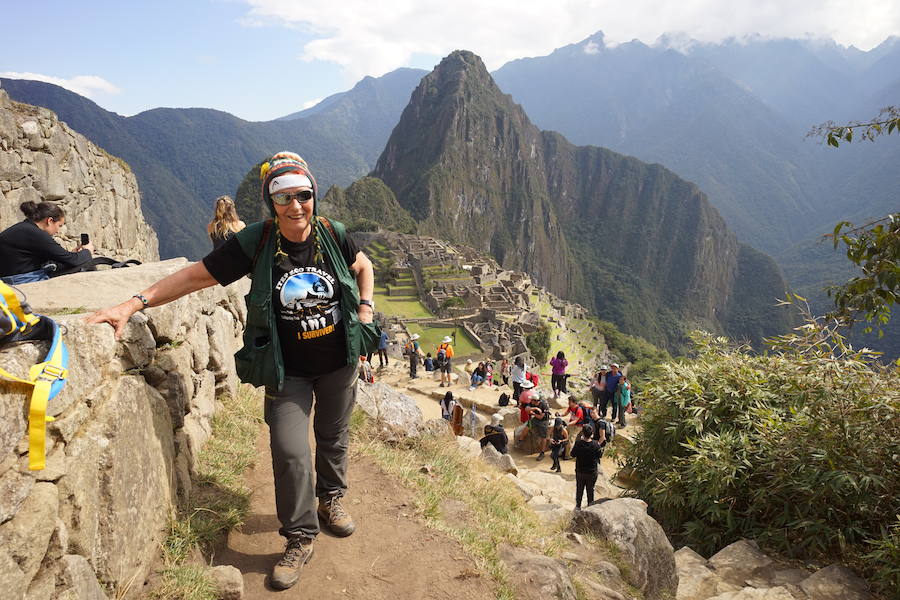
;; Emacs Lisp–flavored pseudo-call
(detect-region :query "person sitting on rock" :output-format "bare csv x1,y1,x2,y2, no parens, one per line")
424,352,435,372
570,424,603,510
515,381,550,460
479,413,508,454
469,361,487,390
0,201,94,285
358,355,374,383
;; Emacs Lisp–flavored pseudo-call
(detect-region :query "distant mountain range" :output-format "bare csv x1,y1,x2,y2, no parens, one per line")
3,32,896,354
369,51,792,348
0,68,425,259
492,32,900,256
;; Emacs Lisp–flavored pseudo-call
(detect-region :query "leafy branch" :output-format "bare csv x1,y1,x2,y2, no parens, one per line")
808,106,900,147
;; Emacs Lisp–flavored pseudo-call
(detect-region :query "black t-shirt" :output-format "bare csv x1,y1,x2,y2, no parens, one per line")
202,229,359,377
571,438,603,474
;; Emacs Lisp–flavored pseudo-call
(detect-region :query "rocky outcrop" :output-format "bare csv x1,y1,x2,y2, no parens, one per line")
572,498,678,599
0,89,158,262
675,540,876,600
500,544,577,600
356,382,425,436
0,261,247,598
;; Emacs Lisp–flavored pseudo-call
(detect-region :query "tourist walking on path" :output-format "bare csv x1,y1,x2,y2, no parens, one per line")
405,333,424,379
549,351,569,399
0,201,95,284
207,195,246,249
436,335,454,387
604,364,623,421
376,329,389,368
511,356,527,403
615,375,631,428
549,418,569,472
480,413,509,454
570,424,603,510
87,151,378,591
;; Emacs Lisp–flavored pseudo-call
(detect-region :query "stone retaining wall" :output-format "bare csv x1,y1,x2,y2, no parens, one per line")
0,89,159,262
0,261,248,599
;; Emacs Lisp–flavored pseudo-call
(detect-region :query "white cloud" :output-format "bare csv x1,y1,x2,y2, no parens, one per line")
0,72,121,97
583,40,601,55
302,97,324,109
242,0,900,83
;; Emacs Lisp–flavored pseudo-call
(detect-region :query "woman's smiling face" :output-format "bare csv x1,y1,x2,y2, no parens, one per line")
273,186,314,241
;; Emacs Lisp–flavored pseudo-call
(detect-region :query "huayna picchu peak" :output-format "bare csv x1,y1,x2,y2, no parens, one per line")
373,50,793,348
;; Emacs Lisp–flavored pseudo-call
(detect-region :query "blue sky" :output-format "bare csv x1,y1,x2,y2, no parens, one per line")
2,0,898,122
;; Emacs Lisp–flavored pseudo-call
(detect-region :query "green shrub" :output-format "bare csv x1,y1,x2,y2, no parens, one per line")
624,319,900,596
526,321,552,364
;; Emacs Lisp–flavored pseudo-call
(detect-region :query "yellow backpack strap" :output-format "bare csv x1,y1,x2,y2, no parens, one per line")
0,282,66,470
26,358,65,471
0,283,41,329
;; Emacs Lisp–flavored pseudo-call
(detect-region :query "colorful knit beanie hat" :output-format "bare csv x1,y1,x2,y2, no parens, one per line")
259,151,319,217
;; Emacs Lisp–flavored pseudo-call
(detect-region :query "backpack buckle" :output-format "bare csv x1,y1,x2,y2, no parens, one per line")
37,364,68,382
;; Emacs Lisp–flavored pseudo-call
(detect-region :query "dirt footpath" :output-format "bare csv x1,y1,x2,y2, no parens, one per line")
213,430,495,599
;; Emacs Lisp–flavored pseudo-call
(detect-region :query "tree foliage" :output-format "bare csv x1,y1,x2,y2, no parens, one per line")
809,106,900,339
827,215,900,338
623,311,900,595
809,106,900,147
525,321,552,364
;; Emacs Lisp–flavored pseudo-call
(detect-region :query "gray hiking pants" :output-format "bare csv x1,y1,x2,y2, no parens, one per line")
264,364,357,540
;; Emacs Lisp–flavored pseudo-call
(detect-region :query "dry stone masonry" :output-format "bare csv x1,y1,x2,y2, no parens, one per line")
0,262,247,599
0,88,158,262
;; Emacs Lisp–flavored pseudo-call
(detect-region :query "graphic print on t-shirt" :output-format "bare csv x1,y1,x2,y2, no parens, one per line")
276,267,341,340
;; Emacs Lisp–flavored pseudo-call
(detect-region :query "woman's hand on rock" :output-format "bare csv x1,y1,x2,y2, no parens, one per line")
85,299,141,340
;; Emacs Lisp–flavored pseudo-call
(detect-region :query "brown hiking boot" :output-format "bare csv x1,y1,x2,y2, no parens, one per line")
270,536,314,590
317,495,356,537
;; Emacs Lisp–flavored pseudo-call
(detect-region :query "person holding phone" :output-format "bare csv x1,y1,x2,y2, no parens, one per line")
0,201,94,284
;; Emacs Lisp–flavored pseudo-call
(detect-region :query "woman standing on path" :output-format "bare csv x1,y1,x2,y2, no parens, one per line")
615,375,631,428
550,350,569,399
570,424,603,510
206,195,246,249
87,151,378,591
511,356,527,403
549,418,569,472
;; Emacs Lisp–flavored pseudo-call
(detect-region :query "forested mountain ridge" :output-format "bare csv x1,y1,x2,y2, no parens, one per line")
372,51,793,348
0,70,425,259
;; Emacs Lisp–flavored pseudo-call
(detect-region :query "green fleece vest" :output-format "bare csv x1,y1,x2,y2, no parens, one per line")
232,218,380,391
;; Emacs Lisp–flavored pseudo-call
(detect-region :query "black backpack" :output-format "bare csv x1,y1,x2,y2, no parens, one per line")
498,392,510,407
579,404,591,421
594,418,615,444
435,348,447,368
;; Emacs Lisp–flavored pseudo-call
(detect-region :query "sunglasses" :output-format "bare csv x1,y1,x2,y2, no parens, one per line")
271,190,314,205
